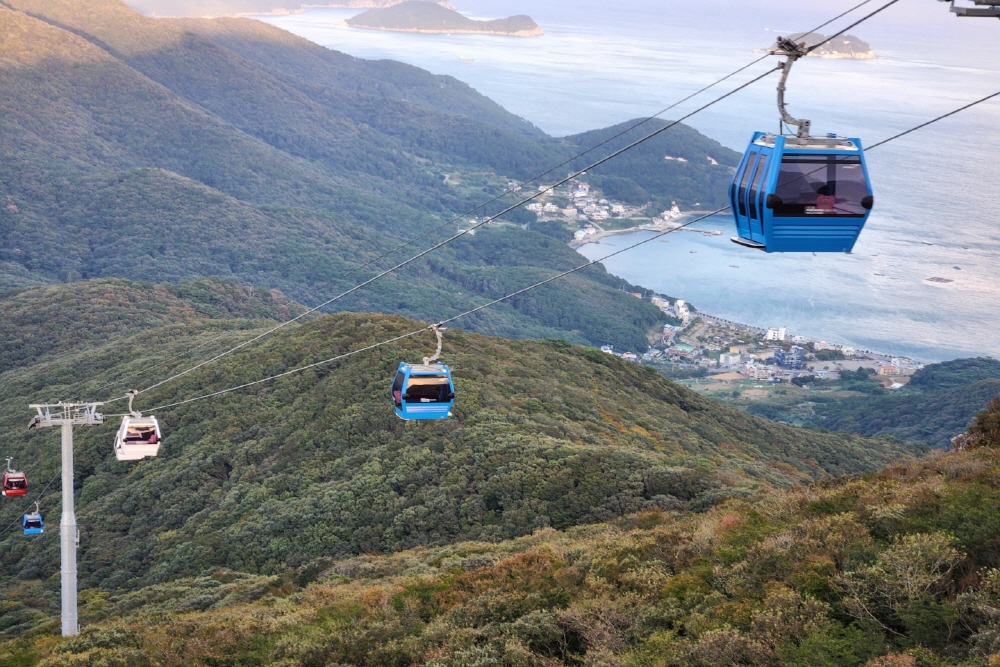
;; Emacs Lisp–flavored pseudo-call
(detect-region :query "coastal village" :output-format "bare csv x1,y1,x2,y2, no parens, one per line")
493,177,924,397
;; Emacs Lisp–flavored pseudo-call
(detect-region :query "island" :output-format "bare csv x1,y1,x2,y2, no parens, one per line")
346,1,543,37
787,32,876,59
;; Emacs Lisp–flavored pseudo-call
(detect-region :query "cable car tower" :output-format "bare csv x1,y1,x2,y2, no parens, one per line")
939,0,1000,18
26,402,105,637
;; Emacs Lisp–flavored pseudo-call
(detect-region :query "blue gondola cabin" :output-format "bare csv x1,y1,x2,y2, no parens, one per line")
22,510,43,535
730,132,874,253
391,362,455,421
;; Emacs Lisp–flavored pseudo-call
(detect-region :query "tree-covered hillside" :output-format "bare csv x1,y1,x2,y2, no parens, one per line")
0,280,920,614
746,359,1000,449
2,388,997,664
0,0,736,350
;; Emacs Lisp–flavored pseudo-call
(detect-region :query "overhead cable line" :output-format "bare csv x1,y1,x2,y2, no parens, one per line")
101,0,890,405
130,65,782,400
133,87,992,415
804,0,902,54
867,89,1000,149
94,331,237,394
136,207,729,414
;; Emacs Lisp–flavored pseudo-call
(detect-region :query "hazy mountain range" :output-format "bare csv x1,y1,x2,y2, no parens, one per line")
126,0,454,18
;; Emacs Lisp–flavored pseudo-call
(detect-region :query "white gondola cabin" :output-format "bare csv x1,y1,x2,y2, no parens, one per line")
114,391,162,461
114,417,161,461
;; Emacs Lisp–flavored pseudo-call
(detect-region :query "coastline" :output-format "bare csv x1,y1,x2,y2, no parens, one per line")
346,24,544,37
566,211,718,249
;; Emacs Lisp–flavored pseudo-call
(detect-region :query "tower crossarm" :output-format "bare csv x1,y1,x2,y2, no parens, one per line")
939,0,1000,17
28,403,105,428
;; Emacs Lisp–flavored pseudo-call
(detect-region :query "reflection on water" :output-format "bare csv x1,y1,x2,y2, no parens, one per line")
258,1,1000,360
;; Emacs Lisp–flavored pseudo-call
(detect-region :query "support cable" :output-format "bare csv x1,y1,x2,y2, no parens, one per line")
130,65,782,400
132,88,995,415
135,206,730,414
107,0,889,404
804,0,902,54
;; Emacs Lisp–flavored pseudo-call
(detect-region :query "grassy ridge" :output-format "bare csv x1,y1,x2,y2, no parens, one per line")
1,401,996,663
0,281,919,615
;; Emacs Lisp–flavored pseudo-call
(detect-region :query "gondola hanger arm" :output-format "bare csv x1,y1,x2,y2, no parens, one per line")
127,390,142,419
423,326,446,366
770,37,812,139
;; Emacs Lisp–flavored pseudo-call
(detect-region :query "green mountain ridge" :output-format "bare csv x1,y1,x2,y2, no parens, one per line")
0,341,995,662
0,0,735,352
0,279,920,620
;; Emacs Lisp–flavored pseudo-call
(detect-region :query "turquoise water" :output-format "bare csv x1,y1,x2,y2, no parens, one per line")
258,1,1000,360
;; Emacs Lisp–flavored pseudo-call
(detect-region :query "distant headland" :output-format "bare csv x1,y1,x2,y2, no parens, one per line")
756,32,876,59
346,1,544,37
126,0,454,19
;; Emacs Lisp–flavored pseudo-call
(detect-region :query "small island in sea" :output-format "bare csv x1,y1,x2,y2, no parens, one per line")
756,32,875,59
346,1,544,37
789,32,876,59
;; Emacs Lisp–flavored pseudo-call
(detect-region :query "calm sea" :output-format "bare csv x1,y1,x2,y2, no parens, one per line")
257,1,1000,360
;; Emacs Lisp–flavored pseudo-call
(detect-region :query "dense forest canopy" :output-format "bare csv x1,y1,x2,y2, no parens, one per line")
1,375,997,664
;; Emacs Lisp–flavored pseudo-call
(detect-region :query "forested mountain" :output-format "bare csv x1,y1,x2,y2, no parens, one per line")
126,0,448,18
747,358,1000,449
0,279,920,626
0,0,735,351
1,316,994,662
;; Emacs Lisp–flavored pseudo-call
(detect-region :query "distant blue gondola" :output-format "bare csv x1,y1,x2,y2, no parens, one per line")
391,326,455,421
391,362,455,421
730,37,874,253
729,132,874,253
22,502,43,535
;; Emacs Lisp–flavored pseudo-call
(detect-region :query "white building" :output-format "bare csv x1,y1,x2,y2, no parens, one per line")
747,365,773,380
720,352,743,366
542,203,560,213
611,204,626,215
527,203,544,213
765,327,787,342
660,202,682,221
600,345,614,354
674,299,691,323
841,346,856,357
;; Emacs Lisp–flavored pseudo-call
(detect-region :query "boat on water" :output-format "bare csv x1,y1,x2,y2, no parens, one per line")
459,56,475,62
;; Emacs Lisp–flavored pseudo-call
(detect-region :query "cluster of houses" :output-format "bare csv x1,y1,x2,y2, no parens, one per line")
526,180,659,227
